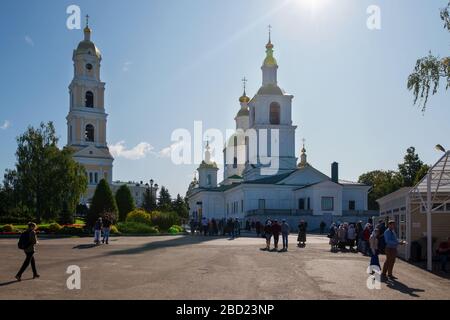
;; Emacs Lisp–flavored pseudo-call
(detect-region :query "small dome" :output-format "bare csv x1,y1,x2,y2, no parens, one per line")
239,94,250,103
75,40,102,59
266,41,274,50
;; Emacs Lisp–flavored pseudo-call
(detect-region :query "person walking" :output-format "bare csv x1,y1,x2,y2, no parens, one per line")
297,220,307,247
94,217,103,245
102,216,112,244
264,220,273,251
382,220,405,279
281,219,290,252
369,228,381,271
15,222,40,281
201,217,208,236
271,220,281,252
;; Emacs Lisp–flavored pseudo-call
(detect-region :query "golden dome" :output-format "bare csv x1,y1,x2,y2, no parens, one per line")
84,26,91,33
239,94,250,103
266,41,274,49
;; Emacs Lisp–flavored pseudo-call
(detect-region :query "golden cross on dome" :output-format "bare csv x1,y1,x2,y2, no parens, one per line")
268,25,272,42
242,77,248,93
85,14,90,27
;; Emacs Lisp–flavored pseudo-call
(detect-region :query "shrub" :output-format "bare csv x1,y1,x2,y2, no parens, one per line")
110,225,119,234
117,222,159,234
168,225,184,234
151,211,180,231
48,223,62,233
1,224,14,232
57,226,84,235
126,209,152,225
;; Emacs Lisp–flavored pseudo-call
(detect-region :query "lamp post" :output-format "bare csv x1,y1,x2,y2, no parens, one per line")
149,179,158,211
435,144,446,153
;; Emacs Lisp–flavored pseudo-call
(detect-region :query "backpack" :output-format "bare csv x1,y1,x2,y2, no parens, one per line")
18,230,31,250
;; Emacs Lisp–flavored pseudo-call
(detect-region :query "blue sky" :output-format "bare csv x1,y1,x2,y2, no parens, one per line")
0,0,449,197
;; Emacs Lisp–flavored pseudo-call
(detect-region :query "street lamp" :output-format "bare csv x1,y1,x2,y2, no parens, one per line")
435,144,446,153
148,180,158,211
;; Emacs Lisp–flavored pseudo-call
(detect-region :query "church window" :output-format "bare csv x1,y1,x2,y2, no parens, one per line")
321,197,334,211
233,136,238,168
85,124,95,142
207,174,212,186
269,102,280,125
94,172,98,184
349,200,356,211
241,200,244,213
307,197,311,210
85,91,94,108
89,172,93,185
298,198,305,210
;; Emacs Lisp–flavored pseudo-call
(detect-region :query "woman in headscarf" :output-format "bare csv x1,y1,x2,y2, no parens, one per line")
297,220,307,247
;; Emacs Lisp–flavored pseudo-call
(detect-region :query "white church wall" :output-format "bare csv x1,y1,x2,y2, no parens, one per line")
342,186,370,211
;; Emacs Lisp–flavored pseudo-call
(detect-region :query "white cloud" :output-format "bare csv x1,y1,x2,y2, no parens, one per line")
158,140,185,158
122,61,132,72
24,35,34,47
1,120,11,130
110,141,154,160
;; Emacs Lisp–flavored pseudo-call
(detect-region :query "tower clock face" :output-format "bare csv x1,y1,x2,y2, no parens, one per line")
86,63,93,71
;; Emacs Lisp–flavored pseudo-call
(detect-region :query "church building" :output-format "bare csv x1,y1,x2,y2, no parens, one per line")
187,34,376,230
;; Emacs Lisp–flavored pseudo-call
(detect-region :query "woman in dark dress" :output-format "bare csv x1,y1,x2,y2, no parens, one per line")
297,220,307,247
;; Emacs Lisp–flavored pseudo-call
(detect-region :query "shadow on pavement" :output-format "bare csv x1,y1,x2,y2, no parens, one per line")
386,279,425,297
73,244,98,250
0,279,30,287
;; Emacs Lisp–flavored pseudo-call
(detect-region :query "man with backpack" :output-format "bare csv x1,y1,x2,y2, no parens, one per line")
15,222,40,281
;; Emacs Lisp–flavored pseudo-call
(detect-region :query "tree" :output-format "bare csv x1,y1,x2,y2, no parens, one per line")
172,194,189,219
407,1,449,111
14,122,87,223
142,187,157,212
358,170,403,210
115,184,135,222
398,147,425,187
158,186,172,212
88,179,118,227
413,164,430,186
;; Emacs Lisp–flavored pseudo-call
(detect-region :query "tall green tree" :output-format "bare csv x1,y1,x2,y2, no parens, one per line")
172,194,189,218
142,187,157,212
358,170,404,210
398,147,425,187
413,164,431,186
88,179,118,227
14,122,87,223
158,186,172,212
115,184,135,221
407,1,449,111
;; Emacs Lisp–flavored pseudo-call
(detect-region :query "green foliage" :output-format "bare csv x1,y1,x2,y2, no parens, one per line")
398,147,425,187
117,222,159,234
126,209,152,225
48,223,62,233
172,194,189,219
168,225,184,234
142,186,157,212
110,225,119,234
359,170,404,210
408,2,450,112
115,184,135,222
413,164,430,185
2,224,14,232
59,201,74,225
158,186,172,211
7,122,87,223
57,226,84,235
88,179,118,227
151,211,180,231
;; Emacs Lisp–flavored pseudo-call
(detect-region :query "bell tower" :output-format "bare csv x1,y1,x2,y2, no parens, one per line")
66,16,113,201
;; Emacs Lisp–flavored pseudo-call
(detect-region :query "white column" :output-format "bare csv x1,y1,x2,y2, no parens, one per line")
427,172,432,271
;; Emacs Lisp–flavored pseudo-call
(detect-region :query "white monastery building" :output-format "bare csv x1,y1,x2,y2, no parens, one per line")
187,34,377,230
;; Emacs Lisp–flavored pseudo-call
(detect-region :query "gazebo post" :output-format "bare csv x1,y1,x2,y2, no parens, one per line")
426,171,432,271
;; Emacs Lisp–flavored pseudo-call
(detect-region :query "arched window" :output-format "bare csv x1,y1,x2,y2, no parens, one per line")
85,91,94,108
85,124,94,142
233,136,238,168
270,102,280,125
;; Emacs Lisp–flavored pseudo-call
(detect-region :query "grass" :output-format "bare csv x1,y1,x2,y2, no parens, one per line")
1,218,86,231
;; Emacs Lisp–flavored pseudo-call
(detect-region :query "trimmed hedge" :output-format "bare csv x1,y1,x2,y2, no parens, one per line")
1,224,14,232
151,211,180,231
117,222,159,234
168,225,184,234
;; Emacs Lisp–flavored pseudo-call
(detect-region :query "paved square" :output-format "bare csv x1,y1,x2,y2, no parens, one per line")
0,235,449,300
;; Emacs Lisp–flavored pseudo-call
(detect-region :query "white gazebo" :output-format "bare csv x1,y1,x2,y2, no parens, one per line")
408,150,450,271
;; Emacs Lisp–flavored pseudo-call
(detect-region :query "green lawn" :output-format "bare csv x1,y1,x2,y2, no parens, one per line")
1,218,86,230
